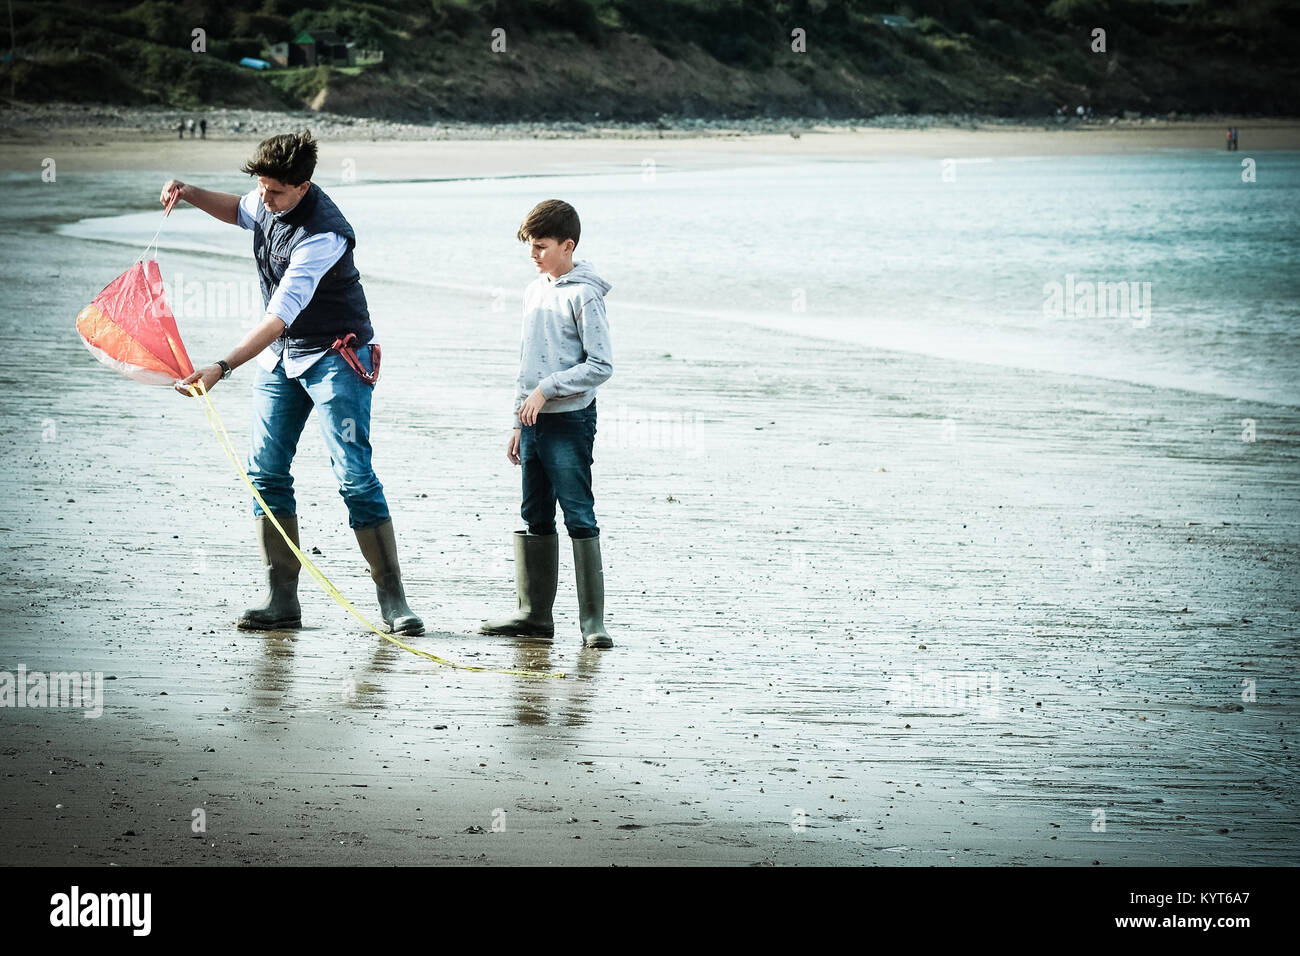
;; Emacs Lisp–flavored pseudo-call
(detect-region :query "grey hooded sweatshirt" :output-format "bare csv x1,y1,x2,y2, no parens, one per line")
513,260,613,428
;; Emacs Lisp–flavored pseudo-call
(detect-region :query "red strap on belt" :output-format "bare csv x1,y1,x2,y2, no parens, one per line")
332,333,380,386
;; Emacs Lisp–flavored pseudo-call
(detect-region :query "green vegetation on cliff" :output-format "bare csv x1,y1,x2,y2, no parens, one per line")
3,0,1297,119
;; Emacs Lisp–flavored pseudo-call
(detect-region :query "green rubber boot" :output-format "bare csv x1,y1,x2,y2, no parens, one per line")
480,531,558,638
238,514,302,630
353,519,424,636
572,534,613,649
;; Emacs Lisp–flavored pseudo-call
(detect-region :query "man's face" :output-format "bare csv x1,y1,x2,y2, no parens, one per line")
257,176,310,215
526,236,575,279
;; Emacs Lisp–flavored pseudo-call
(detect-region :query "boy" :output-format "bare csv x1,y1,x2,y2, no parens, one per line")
480,200,615,648
166,130,423,637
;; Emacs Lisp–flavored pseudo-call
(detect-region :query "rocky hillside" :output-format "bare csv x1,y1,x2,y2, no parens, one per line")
3,0,1297,120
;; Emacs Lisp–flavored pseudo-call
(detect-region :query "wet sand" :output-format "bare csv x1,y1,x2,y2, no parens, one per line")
0,131,1298,865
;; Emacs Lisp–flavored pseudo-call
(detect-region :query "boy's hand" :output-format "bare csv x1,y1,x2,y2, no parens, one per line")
518,386,547,426
507,429,521,465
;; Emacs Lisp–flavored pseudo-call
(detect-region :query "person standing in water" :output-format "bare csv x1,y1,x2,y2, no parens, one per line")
163,130,424,637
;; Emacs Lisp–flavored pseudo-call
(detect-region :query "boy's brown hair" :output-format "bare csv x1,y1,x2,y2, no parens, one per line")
241,130,318,186
517,199,581,248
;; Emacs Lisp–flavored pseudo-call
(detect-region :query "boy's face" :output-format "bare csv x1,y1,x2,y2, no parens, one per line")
526,236,575,279
257,176,310,215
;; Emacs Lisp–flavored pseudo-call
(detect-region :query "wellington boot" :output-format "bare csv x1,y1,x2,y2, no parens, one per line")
238,514,302,630
572,534,613,649
480,531,558,638
354,519,424,636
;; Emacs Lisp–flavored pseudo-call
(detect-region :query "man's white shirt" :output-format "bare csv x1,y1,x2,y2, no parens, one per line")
237,189,349,375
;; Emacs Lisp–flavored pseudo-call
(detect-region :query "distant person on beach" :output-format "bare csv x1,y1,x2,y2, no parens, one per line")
186,118,195,138
200,118,207,140
160,130,424,637
1232,127,1239,150
480,199,615,649
1227,128,1234,150
176,121,184,140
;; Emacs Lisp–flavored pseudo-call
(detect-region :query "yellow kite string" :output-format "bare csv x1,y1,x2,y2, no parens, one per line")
186,380,565,680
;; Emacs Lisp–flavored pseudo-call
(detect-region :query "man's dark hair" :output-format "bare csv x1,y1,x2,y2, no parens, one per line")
517,199,581,248
241,130,318,186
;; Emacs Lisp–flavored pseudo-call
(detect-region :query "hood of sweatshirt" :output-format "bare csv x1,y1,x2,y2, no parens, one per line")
551,260,611,296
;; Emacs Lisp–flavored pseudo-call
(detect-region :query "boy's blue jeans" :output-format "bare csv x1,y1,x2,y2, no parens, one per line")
520,402,599,539
246,346,390,529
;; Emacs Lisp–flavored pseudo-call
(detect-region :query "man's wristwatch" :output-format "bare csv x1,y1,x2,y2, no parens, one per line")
216,360,233,380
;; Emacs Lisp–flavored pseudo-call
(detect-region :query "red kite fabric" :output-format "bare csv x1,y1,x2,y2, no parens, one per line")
76,258,194,386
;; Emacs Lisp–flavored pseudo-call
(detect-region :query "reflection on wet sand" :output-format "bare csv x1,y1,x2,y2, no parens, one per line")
565,648,604,727
511,637,554,725
350,635,401,710
508,637,604,727
250,631,296,712
249,627,395,713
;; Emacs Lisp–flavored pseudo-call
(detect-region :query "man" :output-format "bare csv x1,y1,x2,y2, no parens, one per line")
165,130,423,636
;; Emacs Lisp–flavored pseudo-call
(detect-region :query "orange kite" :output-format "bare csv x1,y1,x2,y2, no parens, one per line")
76,191,194,385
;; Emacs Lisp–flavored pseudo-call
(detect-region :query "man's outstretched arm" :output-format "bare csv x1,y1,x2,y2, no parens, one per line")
174,314,286,397
160,179,240,225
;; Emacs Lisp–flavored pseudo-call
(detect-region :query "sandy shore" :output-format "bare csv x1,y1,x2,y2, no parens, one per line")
3,115,1300,181
0,131,1297,866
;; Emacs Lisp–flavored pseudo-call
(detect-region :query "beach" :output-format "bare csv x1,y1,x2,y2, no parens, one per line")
0,121,1297,866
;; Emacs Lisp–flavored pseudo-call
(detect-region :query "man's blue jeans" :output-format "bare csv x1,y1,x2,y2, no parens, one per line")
520,401,599,539
246,346,390,529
